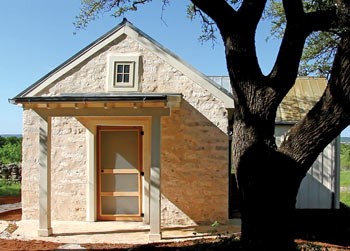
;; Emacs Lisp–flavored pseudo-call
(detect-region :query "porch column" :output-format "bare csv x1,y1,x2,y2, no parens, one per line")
149,115,162,241
37,116,53,236
86,128,96,221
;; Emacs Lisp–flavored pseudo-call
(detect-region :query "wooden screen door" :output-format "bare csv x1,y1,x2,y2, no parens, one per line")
97,126,143,221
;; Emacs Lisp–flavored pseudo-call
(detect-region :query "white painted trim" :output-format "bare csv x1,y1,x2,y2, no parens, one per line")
124,25,234,108
78,116,151,224
37,115,53,236
24,23,234,108
334,136,340,209
86,129,97,221
149,116,162,240
106,54,141,92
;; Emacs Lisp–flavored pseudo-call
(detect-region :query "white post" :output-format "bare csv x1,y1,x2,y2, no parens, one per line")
334,136,341,209
149,116,162,241
86,128,96,221
37,116,53,237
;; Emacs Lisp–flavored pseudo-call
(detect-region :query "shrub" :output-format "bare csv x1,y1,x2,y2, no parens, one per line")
0,136,22,165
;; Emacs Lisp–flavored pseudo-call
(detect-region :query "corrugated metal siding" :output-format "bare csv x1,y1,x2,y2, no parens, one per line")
208,76,327,123
296,141,336,208
275,125,339,209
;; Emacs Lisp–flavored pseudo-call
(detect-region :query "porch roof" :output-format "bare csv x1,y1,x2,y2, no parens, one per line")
9,93,182,117
10,93,181,104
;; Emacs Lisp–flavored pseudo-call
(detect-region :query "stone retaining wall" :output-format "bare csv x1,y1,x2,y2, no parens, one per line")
0,163,21,183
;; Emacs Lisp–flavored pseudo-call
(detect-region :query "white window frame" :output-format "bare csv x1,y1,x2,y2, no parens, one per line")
107,54,140,92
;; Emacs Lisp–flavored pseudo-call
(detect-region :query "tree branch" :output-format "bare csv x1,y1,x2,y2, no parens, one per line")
304,8,338,32
283,0,304,22
269,3,337,97
268,0,306,88
268,21,308,93
237,0,268,30
278,30,350,173
190,0,236,30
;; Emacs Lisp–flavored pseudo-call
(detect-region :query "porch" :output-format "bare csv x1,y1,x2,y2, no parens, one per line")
12,220,241,244
11,93,183,241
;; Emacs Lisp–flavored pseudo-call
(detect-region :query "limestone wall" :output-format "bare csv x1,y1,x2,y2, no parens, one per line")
50,117,87,221
21,109,40,220
22,111,87,221
161,101,228,225
21,35,229,224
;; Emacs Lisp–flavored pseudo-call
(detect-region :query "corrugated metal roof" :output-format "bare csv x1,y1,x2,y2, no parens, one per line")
208,76,327,123
276,77,327,123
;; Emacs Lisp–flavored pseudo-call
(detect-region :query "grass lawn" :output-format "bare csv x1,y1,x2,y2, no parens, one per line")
340,170,350,186
340,170,350,206
0,179,21,197
340,191,350,206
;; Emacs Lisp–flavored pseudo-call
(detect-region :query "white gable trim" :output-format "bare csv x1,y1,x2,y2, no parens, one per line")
25,27,126,97
124,25,234,108
24,22,234,108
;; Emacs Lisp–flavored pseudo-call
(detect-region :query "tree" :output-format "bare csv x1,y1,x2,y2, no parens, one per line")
0,137,22,165
265,0,340,77
341,144,350,169
76,0,350,249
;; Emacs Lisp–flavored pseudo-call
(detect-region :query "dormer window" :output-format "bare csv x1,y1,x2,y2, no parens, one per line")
107,54,140,92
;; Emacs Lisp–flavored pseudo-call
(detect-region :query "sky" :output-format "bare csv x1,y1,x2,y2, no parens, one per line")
0,1,349,137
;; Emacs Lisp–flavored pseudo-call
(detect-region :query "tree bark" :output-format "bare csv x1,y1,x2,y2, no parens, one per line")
191,0,350,249
232,29,350,251
231,99,301,249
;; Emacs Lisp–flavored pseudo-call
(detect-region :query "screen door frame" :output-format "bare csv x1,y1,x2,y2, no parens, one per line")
97,126,143,221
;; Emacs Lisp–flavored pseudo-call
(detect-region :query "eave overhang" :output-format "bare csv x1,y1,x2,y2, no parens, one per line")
9,93,182,110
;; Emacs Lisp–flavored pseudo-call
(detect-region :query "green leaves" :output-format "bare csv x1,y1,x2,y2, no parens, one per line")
74,0,154,30
186,3,217,44
341,143,350,169
0,136,22,165
265,0,340,77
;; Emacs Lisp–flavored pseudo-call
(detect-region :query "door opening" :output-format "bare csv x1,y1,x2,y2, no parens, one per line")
97,126,143,221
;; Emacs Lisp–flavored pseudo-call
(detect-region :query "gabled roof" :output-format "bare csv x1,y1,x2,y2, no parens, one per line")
15,19,234,108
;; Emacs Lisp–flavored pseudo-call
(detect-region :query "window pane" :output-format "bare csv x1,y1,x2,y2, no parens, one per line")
116,74,123,83
101,131,139,170
116,196,139,214
124,74,129,83
101,196,117,215
101,196,139,215
116,174,138,192
101,173,138,192
124,65,130,73
117,64,123,73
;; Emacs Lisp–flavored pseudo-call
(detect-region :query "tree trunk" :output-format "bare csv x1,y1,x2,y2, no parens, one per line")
232,119,304,250
190,1,350,249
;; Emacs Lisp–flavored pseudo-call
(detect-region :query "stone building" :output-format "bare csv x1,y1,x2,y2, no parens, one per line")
10,19,339,240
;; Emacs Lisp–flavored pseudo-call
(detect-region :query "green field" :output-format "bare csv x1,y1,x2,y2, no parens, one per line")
340,170,350,206
0,179,21,197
